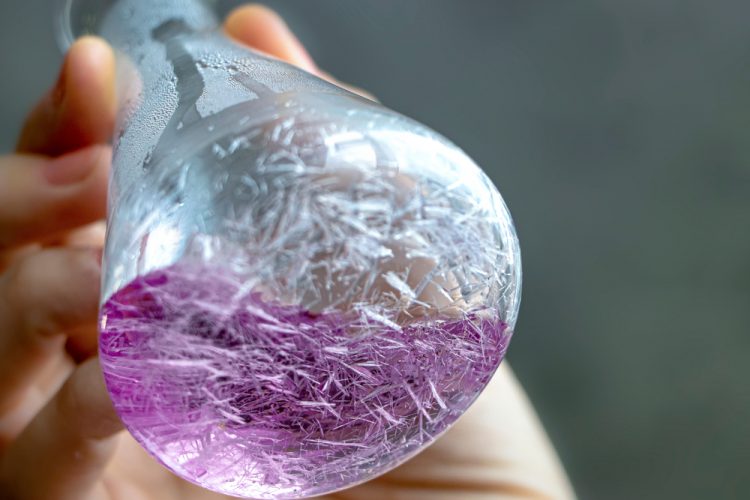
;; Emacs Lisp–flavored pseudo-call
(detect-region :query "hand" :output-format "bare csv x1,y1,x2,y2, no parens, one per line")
0,5,574,499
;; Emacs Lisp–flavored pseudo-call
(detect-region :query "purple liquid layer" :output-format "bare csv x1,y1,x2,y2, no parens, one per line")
99,265,511,498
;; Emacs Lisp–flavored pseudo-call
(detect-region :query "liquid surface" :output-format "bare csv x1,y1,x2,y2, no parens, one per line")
100,264,510,498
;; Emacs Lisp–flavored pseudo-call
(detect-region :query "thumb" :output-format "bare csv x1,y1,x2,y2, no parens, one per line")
16,37,116,156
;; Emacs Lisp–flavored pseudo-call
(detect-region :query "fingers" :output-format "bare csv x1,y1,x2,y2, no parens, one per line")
0,248,102,414
225,4,318,73
0,357,123,500
224,4,378,102
16,37,116,156
0,145,110,252
60,221,107,249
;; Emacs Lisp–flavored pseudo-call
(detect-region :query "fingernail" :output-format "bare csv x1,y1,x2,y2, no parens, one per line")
43,146,109,186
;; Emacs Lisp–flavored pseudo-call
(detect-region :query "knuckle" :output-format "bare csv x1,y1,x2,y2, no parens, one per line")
2,252,44,309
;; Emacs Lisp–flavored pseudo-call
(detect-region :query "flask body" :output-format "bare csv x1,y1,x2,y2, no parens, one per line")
64,0,524,497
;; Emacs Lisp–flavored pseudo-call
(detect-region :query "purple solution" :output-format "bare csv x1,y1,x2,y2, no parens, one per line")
99,264,511,498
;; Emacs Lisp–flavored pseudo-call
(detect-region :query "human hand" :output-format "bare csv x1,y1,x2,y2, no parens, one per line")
0,5,574,499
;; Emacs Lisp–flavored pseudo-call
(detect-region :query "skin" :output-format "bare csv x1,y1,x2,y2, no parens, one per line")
0,5,575,500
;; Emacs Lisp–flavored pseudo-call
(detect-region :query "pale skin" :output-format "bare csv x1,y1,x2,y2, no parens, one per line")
0,5,575,499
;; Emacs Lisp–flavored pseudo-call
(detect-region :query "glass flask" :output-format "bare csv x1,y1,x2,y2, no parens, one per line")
57,0,522,498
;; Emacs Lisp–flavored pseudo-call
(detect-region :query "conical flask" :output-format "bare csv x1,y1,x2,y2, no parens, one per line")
57,0,522,498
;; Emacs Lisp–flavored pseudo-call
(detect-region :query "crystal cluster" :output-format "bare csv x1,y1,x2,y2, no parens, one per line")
100,264,510,498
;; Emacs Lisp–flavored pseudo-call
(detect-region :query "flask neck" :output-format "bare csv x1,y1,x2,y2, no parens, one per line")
56,0,219,52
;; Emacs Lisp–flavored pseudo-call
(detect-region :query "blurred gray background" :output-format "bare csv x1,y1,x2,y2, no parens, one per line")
1,0,748,498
